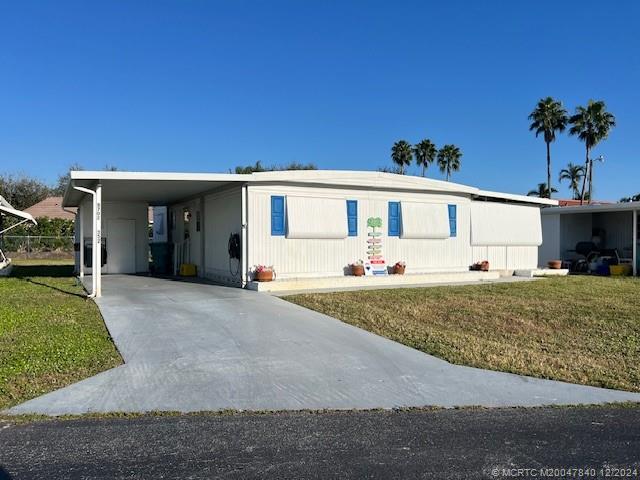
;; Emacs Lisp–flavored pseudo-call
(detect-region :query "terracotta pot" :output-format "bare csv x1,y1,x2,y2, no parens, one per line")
254,269,275,282
351,265,365,276
480,261,490,272
548,260,562,270
393,265,405,275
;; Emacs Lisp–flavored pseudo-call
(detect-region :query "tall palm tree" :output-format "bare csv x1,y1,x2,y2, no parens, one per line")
569,100,616,204
528,97,568,199
558,162,585,200
436,144,462,181
527,183,558,198
390,140,413,174
412,139,437,177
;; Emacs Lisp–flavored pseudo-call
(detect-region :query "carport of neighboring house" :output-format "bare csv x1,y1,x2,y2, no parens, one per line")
64,171,248,297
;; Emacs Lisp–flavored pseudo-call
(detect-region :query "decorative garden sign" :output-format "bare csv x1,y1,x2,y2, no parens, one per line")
365,217,387,276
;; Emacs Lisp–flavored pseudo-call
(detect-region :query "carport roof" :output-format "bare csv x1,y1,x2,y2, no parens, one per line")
62,170,557,207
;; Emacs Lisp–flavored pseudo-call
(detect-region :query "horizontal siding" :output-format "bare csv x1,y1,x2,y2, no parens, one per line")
248,185,473,278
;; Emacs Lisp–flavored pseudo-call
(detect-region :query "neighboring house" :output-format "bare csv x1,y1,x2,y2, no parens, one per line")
539,202,640,276
24,196,76,220
62,170,555,296
556,199,613,207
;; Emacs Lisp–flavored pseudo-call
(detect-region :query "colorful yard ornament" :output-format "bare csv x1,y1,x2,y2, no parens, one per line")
365,217,387,276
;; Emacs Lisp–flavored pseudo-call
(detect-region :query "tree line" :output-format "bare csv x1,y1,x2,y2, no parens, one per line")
527,98,615,203
386,139,463,181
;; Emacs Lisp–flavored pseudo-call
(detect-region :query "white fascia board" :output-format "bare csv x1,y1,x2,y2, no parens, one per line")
541,201,640,215
69,170,251,182
476,189,558,206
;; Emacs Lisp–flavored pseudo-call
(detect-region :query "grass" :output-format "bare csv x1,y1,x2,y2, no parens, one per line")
286,276,640,392
0,259,122,410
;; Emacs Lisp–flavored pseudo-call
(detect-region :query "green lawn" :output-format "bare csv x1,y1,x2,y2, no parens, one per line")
286,276,640,392
0,260,121,410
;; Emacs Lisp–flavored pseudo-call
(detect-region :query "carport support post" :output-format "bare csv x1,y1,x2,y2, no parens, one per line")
633,209,637,277
95,183,102,297
79,205,84,278
241,184,248,287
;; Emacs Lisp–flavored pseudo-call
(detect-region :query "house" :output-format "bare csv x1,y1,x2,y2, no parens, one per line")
24,196,76,220
62,170,555,297
539,202,640,276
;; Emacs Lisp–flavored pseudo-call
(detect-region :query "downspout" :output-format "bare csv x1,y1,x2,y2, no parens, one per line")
241,183,248,287
73,186,97,298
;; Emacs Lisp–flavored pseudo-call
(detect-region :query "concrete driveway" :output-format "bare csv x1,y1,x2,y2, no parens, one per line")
9,275,640,415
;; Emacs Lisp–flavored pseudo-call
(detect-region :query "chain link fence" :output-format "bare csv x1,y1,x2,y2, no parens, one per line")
0,235,75,258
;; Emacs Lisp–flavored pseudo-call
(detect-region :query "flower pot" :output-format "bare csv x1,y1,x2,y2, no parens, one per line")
547,260,562,270
393,265,405,275
351,265,365,276
254,270,275,282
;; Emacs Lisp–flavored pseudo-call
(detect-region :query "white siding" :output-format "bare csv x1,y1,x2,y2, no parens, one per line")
204,187,242,285
539,213,561,266
78,199,149,274
248,185,472,279
169,198,204,275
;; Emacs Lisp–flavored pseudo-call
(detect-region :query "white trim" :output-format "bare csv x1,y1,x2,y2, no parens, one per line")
63,170,552,208
241,184,248,287
95,184,102,297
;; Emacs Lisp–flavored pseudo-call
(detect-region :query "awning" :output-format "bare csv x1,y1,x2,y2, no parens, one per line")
0,196,37,225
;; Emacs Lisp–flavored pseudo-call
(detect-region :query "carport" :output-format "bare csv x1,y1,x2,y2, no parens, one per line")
63,171,248,297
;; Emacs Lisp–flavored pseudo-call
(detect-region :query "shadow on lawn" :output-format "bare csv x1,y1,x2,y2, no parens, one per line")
11,264,86,298
11,264,74,278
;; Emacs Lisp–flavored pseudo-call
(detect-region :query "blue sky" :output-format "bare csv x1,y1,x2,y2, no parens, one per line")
1,1,638,200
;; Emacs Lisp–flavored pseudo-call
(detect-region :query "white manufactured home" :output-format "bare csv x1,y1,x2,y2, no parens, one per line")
63,170,555,296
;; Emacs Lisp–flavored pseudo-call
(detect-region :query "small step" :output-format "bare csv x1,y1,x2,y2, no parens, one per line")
248,270,501,293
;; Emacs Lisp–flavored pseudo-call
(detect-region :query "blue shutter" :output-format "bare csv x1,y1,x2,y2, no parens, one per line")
448,204,457,237
271,196,285,236
346,200,358,236
388,201,400,237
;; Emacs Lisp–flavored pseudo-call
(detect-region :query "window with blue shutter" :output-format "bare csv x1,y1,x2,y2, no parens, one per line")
271,196,285,236
448,204,457,237
346,200,358,236
388,201,400,237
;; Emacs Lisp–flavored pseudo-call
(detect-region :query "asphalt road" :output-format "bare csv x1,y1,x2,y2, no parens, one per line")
1,407,639,479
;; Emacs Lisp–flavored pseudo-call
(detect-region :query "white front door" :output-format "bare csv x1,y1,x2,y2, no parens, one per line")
107,219,136,274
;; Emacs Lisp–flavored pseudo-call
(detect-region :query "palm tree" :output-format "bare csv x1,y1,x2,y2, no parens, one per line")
527,183,558,198
569,100,616,204
528,97,568,199
436,144,462,181
558,162,585,200
390,140,413,174
412,139,437,177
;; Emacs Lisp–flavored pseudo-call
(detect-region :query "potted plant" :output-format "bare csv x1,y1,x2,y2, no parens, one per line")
350,260,365,277
393,261,406,275
471,261,490,272
253,264,275,282
547,260,562,269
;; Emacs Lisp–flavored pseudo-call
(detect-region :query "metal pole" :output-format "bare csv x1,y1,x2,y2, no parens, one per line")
633,209,637,277
73,185,97,297
79,204,84,278
241,184,248,287
95,183,102,297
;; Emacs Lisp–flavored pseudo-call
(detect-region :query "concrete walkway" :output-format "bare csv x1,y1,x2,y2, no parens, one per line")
8,275,640,415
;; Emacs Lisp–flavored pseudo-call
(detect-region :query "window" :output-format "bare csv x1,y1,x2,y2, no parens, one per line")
286,196,348,239
347,200,358,236
470,202,542,246
399,202,450,239
388,201,400,237
271,196,285,236
448,204,457,237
